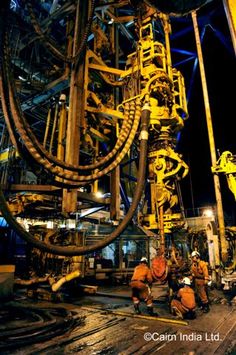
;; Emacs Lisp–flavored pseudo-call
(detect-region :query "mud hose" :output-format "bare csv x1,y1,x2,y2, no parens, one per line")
6,63,134,174
0,6,131,178
0,107,150,255
6,68,141,181
7,71,134,173
1,31,140,182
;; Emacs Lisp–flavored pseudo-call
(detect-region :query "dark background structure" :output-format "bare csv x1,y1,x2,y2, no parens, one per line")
170,0,235,223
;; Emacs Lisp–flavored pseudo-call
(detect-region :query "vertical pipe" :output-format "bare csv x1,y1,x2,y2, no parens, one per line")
49,104,58,154
110,11,121,221
159,205,165,254
57,96,67,160
191,11,228,262
162,14,173,81
93,140,99,193
43,108,51,148
63,0,84,213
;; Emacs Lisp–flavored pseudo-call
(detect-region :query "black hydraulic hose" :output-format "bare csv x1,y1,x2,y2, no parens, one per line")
1,6,131,176
0,4,131,175
2,32,139,185
2,23,141,183
2,29,136,179
7,68,141,182
0,106,150,256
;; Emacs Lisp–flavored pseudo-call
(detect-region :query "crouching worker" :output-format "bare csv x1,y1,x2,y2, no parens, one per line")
130,257,157,316
171,277,196,319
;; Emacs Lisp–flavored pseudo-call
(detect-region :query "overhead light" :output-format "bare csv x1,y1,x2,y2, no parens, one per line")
108,18,114,24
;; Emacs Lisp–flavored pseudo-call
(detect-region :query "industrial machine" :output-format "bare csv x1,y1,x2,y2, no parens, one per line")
212,151,236,201
0,0,235,292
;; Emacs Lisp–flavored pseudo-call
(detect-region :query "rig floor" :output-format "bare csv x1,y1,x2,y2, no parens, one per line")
1,285,236,355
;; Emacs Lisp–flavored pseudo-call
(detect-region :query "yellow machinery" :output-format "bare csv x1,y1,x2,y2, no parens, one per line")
212,151,236,200
0,1,235,290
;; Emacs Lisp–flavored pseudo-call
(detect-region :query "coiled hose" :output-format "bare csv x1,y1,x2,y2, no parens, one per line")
0,106,150,255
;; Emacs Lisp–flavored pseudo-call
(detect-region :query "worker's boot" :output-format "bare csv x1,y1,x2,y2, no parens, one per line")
203,303,210,313
134,304,141,315
147,307,158,317
171,306,183,319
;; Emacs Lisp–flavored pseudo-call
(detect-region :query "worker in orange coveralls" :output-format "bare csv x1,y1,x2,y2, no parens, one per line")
171,277,196,319
191,251,210,313
130,257,157,316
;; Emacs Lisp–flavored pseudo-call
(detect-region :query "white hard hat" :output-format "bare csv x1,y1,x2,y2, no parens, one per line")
140,257,148,263
191,251,200,258
182,277,191,286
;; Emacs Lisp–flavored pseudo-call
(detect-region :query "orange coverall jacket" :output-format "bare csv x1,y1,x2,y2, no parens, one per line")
130,263,153,306
131,264,153,284
191,260,209,304
171,286,196,315
191,260,209,281
177,286,196,309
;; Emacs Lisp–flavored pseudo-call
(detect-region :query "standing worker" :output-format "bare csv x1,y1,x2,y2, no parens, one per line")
191,251,210,313
171,277,196,319
130,257,157,316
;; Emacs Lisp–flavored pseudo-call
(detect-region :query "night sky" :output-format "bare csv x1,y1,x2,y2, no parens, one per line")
170,0,235,223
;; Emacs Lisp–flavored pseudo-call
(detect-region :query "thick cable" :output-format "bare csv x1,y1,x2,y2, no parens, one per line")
0,107,150,255
2,30,136,176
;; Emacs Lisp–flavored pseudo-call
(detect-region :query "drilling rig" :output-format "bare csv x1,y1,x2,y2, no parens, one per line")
0,0,235,292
